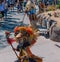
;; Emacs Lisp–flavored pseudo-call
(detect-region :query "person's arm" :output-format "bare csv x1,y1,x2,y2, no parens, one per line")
25,47,33,58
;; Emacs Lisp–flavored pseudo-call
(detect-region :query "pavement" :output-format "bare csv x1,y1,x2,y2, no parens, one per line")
30,36,60,62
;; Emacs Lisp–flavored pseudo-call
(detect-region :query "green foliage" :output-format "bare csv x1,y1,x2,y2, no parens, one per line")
56,4,60,9
0,13,2,18
58,0,60,5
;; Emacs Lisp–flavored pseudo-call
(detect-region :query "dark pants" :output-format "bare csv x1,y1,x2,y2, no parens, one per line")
4,9,8,17
19,1,23,11
24,2,27,7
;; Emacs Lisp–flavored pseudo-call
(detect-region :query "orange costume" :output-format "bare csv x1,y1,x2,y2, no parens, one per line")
14,26,36,57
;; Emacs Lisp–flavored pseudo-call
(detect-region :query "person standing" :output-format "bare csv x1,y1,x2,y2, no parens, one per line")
4,0,8,18
24,0,27,7
38,1,45,13
17,0,24,12
24,0,38,31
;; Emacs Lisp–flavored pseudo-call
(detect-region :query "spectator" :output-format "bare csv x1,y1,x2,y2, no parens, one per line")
25,0,38,30
24,0,27,7
0,1,5,20
17,0,24,12
10,0,15,11
38,1,45,13
4,0,8,18
6,0,10,7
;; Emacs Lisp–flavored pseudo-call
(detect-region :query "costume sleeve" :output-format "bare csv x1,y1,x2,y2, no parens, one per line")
17,45,21,51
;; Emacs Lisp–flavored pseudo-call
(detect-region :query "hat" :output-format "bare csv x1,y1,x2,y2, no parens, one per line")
14,26,19,33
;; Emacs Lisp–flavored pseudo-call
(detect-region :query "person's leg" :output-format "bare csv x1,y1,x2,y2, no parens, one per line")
24,2,26,7
0,12,2,21
1,11,4,20
17,3,20,13
0,12,2,18
30,21,36,30
29,15,32,21
19,2,22,12
4,9,8,18
19,1,23,12
31,14,38,30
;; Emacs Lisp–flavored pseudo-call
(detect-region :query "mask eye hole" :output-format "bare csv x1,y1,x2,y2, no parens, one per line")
14,31,20,36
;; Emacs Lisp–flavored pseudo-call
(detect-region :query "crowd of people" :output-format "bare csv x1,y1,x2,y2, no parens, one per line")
0,0,58,20
0,0,15,20
0,0,57,17
0,0,23,20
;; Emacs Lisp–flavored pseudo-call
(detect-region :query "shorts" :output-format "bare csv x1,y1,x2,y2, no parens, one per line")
27,9,36,15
